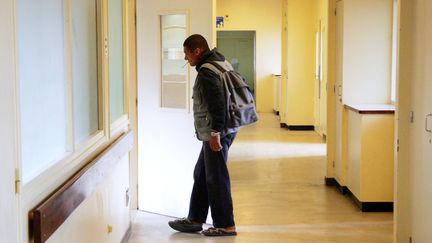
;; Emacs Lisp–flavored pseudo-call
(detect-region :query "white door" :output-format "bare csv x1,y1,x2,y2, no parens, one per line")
0,1,20,241
397,1,432,241
334,0,345,185
408,1,432,240
136,0,214,217
314,20,327,137
319,22,327,136
314,21,322,135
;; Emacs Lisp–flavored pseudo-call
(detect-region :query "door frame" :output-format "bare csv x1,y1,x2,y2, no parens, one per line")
126,0,138,210
1,0,20,241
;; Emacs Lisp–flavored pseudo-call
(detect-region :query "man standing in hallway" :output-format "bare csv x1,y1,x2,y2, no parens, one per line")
168,34,238,237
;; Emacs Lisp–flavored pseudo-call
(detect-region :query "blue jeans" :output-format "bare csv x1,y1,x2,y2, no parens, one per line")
188,132,237,228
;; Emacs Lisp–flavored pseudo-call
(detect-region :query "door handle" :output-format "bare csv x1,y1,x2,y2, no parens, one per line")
426,113,432,132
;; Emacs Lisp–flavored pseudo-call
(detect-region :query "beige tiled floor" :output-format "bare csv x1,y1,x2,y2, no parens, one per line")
128,113,393,243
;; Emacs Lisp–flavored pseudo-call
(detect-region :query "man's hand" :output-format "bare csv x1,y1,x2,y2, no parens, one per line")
209,132,222,152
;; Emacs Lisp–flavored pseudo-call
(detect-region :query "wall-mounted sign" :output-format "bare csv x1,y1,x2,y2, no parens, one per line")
216,16,224,28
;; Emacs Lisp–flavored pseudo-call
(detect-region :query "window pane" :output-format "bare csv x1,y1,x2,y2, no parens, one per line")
161,14,188,109
18,0,67,182
108,0,125,123
72,0,99,144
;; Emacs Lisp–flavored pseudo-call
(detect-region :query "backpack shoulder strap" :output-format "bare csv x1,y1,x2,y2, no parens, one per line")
214,60,234,72
199,60,234,74
200,62,222,75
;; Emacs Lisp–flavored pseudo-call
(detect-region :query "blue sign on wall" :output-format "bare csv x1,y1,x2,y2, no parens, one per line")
216,16,224,28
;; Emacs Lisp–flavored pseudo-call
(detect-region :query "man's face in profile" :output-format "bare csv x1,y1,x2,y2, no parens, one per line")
184,47,202,66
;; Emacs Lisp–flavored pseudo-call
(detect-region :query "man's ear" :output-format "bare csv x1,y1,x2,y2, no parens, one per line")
193,48,203,56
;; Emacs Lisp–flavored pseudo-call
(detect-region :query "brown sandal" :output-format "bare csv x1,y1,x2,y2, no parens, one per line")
202,227,237,237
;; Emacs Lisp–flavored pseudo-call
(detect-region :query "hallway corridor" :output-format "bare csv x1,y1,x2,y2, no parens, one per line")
128,113,393,243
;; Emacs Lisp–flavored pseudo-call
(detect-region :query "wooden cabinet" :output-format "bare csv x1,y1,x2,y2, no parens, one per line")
345,104,394,212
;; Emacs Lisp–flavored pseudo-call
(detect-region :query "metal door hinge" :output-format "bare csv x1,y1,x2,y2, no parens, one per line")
104,38,108,57
134,9,137,26
410,111,414,123
425,113,432,132
15,168,21,194
396,139,399,152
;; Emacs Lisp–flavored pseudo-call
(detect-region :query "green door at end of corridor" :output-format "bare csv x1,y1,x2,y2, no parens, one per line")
217,31,255,96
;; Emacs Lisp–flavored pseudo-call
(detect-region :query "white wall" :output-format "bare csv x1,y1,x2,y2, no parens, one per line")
217,0,282,113
396,0,432,242
0,0,19,242
341,0,393,105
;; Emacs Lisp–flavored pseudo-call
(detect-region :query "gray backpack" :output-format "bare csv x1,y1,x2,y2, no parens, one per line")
200,60,259,128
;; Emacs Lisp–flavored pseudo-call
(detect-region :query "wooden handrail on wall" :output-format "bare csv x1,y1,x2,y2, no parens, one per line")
32,131,134,243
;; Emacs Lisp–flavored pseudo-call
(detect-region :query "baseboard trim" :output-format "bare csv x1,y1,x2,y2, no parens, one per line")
324,177,348,194
324,177,337,186
325,177,394,212
280,123,288,128
287,125,314,131
273,109,279,116
346,189,393,212
121,223,132,243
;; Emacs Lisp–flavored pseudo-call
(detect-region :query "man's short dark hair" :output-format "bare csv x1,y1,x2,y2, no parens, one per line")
183,34,210,52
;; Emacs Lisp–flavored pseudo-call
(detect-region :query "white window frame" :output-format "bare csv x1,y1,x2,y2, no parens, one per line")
16,0,131,223
159,11,190,113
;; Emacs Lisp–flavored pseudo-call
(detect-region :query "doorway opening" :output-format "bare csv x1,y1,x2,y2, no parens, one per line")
216,31,256,96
